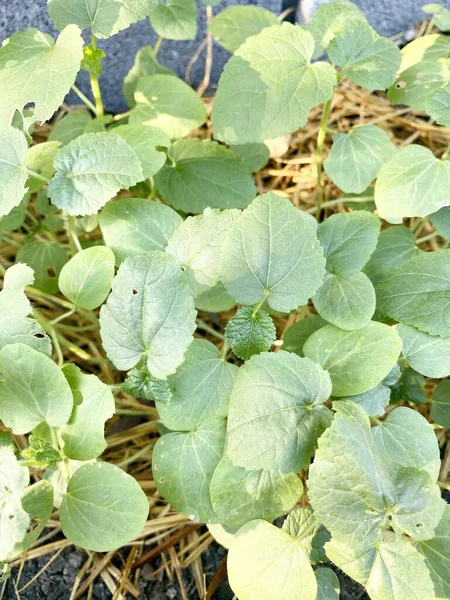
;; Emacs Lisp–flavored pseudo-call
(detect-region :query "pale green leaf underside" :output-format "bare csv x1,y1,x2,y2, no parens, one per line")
155,339,237,431
0,127,28,218
48,133,143,216
228,520,317,600
432,380,450,428
60,463,149,551
374,145,450,223
0,448,29,560
303,321,402,397
312,271,376,331
149,0,197,41
58,246,115,310
224,306,276,360
364,226,419,285
209,6,279,53
0,343,73,434
212,22,336,144
324,125,396,194
131,74,206,139
210,456,301,530
221,193,326,312
399,323,450,378
336,381,391,417
152,417,226,523
226,351,332,473
100,252,196,379
99,198,182,264
155,138,256,213
375,249,450,337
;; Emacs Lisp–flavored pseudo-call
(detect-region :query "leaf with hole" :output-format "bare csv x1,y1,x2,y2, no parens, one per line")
16,241,69,294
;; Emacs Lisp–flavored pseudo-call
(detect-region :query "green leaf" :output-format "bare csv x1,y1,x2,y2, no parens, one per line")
398,34,450,73
315,568,340,600
231,143,270,173
0,26,83,128
166,208,239,295
282,315,328,357
225,306,276,360
387,57,450,112
194,282,236,313
112,124,169,179
376,249,450,337
309,1,365,53
364,226,419,285
336,382,391,417
100,252,196,378
48,0,155,39
342,187,376,212
0,127,28,218
149,0,196,40
48,132,143,216
130,75,206,139
0,263,51,355
155,138,256,213
431,380,450,427
221,194,326,312
324,125,396,193
303,321,402,396
429,207,450,239
210,456,301,530
10,481,53,558
207,524,235,549
0,195,29,234
81,44,105,77
212,22,336,144
226,351,332,473
312,272,376,331
60,365,114,460
16,241,69,294
327,19,401,91
124,368,172,403
25,141,60,193
155,339,237,431
209,6,279,53
83,114,113,134
417,505,450,600
60,462,148,551
58,246,115,310
317,210,380,275
326,535,435,600
48,110,92,146
99,198,182,264
282,507,330,564
375,145,450,223
423,3,450,31
0,343,73,434
123,45,175,107
390,366,427,405
398,323,450,378
152,416,226,522
228,520,317,600
426,83,450,126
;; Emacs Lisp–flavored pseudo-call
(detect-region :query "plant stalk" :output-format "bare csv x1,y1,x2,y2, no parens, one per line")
315,98,333,219
153,35,164,57
89,36,104,116
70,84,98,115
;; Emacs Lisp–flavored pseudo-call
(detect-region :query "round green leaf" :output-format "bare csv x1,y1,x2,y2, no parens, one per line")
58,246,115,310
282,315,328,357
16,241,69,294
0,343,73,434
112,124,169,179
315,568,340,600
130,74,206,139
364,226,419,285
423,4,450,31
312,271,376,331
210,456,302,530
152,417,226,522
417,505,450,600
99,198,182,264
228,520,317,600
309,1,365,53
376,249,450,337
60,462,149,551
398,323,450,378
226,351,332,473
231,143,270,173
426,83,450,126
221,194,326,313
48,109,92,146
209,6,279,53
225,306,276,360
432,380,450,427
429,207,450,239
212,22,336,144
282,507,330,564
149,0,197,40
303,321,402,396
324,125,396,193
25,141,60,193
100,252,196,379
123,45,175,107
194,282,236,313
0,127,28,218
155,138,256,213
155,339,237,431
375,146,450,223
48,133,144,216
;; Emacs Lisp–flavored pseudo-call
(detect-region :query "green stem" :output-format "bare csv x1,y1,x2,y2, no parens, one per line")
70,84,98,115
153,35,164,57
252,291,269,316
66,215,82,254
196,318,225,340
89,36,104,117
416,231,439,245
48,308,75,327
25,168,50,184
117,442,154,468
33,309,64,367
425,18,435,35
442,144,450,161
315,98,333,219
221,340,230,359
112,110,131,122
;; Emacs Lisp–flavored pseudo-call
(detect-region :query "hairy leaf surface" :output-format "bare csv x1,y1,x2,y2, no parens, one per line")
225,306,276,360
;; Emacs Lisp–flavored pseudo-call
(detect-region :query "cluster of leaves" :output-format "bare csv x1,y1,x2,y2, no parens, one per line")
0,1,449,599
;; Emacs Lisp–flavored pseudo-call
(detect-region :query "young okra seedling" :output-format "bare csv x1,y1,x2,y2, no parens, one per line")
0,0,450,598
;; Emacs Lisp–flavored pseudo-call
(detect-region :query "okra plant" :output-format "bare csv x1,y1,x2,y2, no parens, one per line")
0,0,449,597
